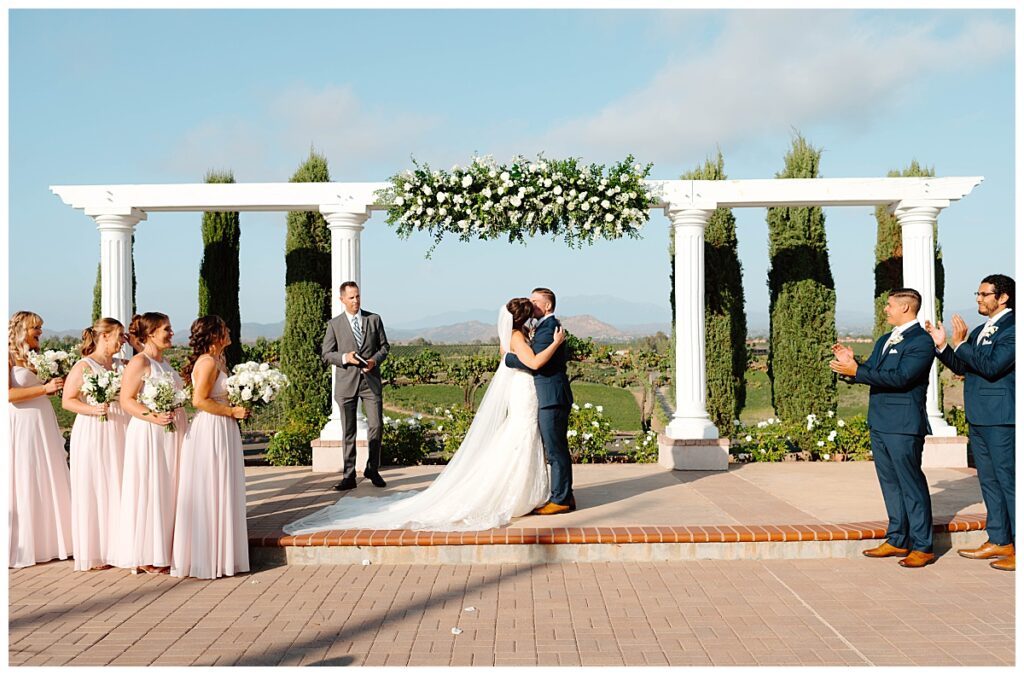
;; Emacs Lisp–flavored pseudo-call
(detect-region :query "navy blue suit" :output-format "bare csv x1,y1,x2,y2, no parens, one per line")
853,322,936,552
937,311,1015,545
505,316,574,505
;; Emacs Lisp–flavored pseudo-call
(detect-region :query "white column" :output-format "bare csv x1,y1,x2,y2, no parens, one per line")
319,207,370,442
894,202,956,437
89,209,146,357
665,207,719,440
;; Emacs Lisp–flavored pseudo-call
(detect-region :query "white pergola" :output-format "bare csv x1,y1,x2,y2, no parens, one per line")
51,176,982,470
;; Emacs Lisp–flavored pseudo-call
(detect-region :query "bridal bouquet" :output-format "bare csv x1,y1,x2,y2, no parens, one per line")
80,367,123,422
225,361,290,412
138,372,189,433
27,349,75,384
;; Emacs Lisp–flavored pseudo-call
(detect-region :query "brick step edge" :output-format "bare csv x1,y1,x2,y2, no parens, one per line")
251,513,986,548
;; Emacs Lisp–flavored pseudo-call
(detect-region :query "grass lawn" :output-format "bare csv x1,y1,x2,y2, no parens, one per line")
740,368,868,423
384,381,642,431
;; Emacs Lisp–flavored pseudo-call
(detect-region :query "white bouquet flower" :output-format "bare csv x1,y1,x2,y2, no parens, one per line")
27,349,75,383
80,366,123,422
225,361,290,412
138,371,189,433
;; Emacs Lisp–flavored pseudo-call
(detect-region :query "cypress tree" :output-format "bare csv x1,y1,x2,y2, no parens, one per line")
679,151,747,429
198,170,243,366
872,160,939,337
90,240,137,323
766,134,838,421
280,150,333,417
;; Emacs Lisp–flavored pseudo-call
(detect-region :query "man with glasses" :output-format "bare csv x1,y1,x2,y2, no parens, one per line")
925,274,1015,572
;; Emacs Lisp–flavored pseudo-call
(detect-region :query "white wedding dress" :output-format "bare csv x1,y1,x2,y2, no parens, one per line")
284,306,549,534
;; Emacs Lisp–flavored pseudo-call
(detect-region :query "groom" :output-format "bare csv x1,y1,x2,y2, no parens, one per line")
505,287,575,514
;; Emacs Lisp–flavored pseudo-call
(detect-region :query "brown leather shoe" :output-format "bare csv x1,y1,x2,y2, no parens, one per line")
990,554,1015,572
531,501,573,515
862,542,910,558
898,551,936,568
958,541,1014,560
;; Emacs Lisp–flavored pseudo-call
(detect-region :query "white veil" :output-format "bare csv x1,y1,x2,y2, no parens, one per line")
282,304,536,534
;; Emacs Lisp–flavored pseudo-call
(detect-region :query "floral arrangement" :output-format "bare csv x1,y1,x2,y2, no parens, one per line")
225,361,290,411
568,402,614,463
80,367,123,422
138,372,189,433
376,154,656,253
27,349,76,385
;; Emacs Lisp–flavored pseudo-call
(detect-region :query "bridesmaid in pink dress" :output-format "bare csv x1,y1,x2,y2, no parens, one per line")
61,318,130,572
8,311,72,568
115,312,187,575
172,316,250,579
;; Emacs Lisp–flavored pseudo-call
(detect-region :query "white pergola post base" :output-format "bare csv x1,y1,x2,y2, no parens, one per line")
51,176,983,474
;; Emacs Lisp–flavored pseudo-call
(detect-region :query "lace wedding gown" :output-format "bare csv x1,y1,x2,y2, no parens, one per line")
284,307,548,534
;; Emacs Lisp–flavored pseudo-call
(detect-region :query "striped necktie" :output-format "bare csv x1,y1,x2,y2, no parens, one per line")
351,315,363,348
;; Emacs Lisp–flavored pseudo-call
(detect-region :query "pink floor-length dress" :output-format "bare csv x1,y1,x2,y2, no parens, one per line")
9,365,73,568
115,355,187,570
69,357,129,571
171,370,249,579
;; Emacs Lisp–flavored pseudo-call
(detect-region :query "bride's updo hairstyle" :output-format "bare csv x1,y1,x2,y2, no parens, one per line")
183,315,228,386
506,297,534,334
128,312,169,346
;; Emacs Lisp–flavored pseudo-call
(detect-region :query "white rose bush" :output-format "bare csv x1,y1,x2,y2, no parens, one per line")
376,154,656,254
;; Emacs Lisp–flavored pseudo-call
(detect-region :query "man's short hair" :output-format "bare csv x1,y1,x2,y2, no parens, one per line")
340,281,359,294
532,287,556,312
889,288,922,314
982,274,1015,310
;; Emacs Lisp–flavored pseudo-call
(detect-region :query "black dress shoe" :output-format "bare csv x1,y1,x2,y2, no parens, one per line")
364,470,387,488
332,477,357,491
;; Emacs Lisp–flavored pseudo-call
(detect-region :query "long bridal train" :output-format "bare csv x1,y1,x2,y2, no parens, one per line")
284,307,548,535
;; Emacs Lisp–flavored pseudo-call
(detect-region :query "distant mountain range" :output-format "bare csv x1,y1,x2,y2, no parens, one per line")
44,298,985,344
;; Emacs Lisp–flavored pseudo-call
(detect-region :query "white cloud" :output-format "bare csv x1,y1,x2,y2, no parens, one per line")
537,11,1013,164
163,84,443,181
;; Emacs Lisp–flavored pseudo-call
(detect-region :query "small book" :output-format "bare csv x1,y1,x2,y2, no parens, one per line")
353,353,369,367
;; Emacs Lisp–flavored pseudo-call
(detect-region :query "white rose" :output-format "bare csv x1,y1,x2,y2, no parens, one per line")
500,171,510,181
437,192,447,203
462,175,473,188
422,185,432,195
553,186,562,195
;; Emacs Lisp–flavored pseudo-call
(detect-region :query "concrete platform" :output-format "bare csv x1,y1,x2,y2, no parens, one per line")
245,463,989,565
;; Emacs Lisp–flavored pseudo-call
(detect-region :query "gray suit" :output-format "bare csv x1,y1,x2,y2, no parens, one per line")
322,310,390,480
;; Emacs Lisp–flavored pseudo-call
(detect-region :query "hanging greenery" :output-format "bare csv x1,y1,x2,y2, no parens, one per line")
376,154,656,253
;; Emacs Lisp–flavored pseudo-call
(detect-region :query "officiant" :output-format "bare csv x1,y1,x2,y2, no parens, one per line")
321,281,391,492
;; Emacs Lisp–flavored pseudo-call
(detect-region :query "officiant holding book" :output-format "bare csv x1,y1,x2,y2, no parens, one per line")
322,281,391,492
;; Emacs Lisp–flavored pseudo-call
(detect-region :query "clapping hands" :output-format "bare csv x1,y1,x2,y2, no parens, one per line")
828,342,858,377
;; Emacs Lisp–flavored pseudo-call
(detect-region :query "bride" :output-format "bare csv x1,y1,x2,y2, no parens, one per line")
284,298,566,534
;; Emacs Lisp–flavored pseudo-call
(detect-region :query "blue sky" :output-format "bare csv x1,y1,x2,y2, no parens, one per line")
7,8,1016,334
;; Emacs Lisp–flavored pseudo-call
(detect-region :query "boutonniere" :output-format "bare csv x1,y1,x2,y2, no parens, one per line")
527,326,536,342
888,332,904,346
980,324,999,340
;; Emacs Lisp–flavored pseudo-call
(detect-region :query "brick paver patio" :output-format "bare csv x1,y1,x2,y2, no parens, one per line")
9,555,1014,666
8,463,1014,666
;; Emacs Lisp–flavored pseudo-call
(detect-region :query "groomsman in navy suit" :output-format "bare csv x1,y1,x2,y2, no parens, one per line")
830,288,937,568
925,274,1015,572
